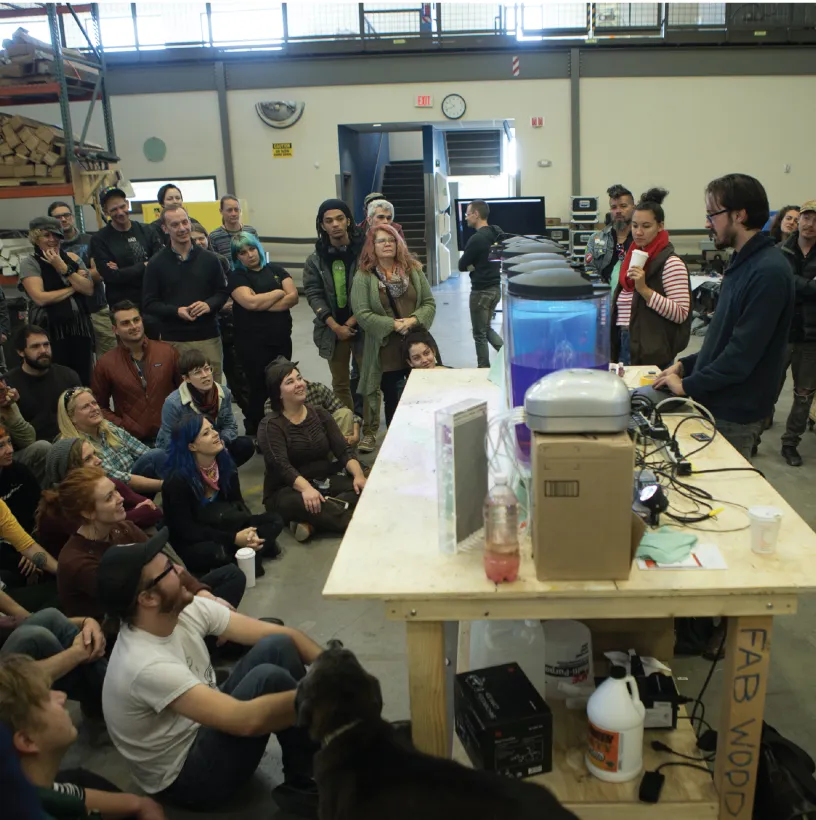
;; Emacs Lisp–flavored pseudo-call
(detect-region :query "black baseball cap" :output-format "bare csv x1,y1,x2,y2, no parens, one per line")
97,528,170,618
99,185,127,210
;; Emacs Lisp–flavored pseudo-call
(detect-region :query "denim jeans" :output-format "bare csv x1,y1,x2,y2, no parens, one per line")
715,418,764,461
782,342,816,448
618,327,631,366
130,448,167,479
470,286,503,368
160,634,317,809
0,609,107,712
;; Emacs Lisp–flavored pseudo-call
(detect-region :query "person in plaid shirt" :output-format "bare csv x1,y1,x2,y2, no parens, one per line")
56,387,166,496
264,357,361,448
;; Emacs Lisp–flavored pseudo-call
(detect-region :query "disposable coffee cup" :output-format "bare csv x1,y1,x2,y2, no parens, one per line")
630,249,649,269
748,506,783,555
235,546,256,588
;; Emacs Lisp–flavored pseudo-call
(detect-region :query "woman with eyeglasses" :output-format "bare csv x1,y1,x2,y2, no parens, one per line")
161,415,283,576
229,232,299,437
611,188,691,369
156,348,254,466
769,205,800,246
19,216,95,385
57,387,166,496
350,223,436,429
43,466,245,621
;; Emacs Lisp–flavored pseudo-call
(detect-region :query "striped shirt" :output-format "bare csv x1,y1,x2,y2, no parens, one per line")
208,224,259,268
616,255,690,327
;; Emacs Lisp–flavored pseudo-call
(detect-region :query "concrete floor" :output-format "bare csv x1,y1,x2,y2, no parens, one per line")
63,273,816,817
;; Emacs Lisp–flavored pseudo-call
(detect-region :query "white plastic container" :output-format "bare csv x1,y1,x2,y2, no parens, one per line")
235,547,256,588
469,619,548,699
586,666,646,782
543,619,593,700
749,505,783,554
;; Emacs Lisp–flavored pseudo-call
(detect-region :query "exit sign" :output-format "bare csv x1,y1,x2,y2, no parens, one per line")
415,94,433,108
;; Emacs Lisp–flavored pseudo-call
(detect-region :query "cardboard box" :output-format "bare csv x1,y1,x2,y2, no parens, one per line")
531,432,635,581
455,663,553,779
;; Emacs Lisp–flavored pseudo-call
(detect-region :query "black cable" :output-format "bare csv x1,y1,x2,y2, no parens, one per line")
690,627,727,734
679,714,714,737
651,740,715,763
655,761,713,777
692,467,766,479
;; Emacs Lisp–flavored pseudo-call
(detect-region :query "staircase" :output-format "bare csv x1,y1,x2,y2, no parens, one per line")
381,160,426,267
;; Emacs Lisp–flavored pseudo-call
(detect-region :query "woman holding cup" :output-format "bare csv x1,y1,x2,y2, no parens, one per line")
611,188,692,368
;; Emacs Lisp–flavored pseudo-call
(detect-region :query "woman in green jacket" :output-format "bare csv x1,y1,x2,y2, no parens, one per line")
350,223,436,427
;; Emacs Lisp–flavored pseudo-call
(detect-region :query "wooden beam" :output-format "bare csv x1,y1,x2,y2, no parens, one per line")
405,620,448,757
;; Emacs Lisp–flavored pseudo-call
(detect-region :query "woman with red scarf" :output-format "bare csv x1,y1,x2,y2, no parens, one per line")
611,188,692,369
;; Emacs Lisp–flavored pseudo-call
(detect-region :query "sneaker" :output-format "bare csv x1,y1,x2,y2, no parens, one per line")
272,779,319,818
290,521,314,543
358,434,377,453
782,445,803,467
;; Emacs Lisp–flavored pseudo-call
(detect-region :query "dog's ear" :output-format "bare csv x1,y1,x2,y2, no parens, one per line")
369,674,384,719
294,684,313,730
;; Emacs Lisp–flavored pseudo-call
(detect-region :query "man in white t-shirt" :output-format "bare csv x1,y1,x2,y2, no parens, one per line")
97,529,323,817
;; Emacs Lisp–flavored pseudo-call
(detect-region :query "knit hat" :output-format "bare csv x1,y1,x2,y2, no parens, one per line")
45,438,83,487
800,200,816,216
364,192,385,208
317,198,353,224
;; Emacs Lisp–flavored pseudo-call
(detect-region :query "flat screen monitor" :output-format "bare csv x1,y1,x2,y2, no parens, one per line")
454,197,546,248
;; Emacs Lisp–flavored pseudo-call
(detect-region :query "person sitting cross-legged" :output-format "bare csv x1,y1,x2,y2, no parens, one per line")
99,532,322,815
156,348,254,467
0,654,166,820
161,415,283,577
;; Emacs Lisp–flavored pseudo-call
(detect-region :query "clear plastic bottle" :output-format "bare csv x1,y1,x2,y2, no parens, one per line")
483,475,520,583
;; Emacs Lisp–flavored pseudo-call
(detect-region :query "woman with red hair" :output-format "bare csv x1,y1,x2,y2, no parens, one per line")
351,223,436,428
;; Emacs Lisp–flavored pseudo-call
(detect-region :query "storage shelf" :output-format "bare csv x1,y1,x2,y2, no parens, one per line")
452,701,718,819
0,80,96,107
0,183,73,199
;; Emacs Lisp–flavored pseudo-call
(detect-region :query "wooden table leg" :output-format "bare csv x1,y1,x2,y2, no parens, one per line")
405,620,447,757
714,615,773,819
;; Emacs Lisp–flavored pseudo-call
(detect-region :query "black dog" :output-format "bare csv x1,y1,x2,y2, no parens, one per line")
296,643,578,820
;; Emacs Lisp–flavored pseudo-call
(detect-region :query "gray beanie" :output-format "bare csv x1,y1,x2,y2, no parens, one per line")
45,438,82,487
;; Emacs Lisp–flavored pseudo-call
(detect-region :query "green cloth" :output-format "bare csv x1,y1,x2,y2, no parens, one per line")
636,527,697,564
350,267,436,396
37,785,99,819
332,259,348,310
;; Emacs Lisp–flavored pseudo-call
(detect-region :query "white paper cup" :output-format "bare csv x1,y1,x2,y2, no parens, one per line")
235,546,256,588
749,506,783,555
630,249,649,269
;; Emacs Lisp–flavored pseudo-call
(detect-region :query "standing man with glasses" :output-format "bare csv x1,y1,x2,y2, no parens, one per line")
459,200,504,368
48,201,116,359
585,184,636,284
654,174,794,460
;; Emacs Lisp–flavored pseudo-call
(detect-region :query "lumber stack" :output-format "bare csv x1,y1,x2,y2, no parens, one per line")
0,27,98,86
0,112,68,187
0,236,29,279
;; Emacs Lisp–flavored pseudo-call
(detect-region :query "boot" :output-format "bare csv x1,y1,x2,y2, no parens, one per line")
782,445,803,467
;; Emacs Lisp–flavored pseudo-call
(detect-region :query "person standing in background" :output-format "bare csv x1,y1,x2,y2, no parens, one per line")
151,183,183,247
47,201,115,361
585,184,636,283
363,198,405,240
18,217,94,386
769,205,801,246
459,200,504,368
303,199,379,452
208,195,259,261
142,205,228,384
776,200,816,467
89,186,163,338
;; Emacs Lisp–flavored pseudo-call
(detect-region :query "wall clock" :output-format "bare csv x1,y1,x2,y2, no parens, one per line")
441,93,466,120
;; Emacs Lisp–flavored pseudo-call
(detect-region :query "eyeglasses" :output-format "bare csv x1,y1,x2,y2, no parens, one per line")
705,208,729,224
188,364,212,377
374,239,396,246
143,558,175,592
52,212,72,220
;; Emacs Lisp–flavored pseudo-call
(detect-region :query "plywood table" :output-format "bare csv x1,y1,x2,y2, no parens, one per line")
324,368,816,819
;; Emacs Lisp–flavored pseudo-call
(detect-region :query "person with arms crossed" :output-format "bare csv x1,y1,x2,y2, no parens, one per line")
98,531,322,815
654,174,794,459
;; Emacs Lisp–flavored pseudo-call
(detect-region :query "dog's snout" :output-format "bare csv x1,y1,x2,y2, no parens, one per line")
327,638,344,651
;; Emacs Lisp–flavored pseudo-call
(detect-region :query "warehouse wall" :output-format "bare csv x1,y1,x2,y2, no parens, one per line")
580,75,816,229
388,131,424,162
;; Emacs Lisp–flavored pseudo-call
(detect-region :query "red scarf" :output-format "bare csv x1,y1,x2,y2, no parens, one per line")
619,230,670,293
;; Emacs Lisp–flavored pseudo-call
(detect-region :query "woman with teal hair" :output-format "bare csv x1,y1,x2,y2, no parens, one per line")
228,232,299,435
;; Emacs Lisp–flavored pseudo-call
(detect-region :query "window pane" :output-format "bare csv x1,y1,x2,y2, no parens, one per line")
286,3,360,40
441,3,504,34
135,2,208,48
364,3,420,37
129,177,217,204
96,2,137,50
595,3,660,30
667,3,726,27
209,2,284,47
520,3,587,35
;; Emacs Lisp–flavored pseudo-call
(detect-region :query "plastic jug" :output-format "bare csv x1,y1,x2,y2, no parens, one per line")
585,665,646,783
469,619,548,699
542,619,594,700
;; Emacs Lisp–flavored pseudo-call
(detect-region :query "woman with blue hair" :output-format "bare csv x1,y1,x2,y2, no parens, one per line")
160,413,284,576
228,232,299,436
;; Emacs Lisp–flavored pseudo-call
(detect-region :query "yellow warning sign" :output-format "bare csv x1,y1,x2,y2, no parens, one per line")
272,142,293,158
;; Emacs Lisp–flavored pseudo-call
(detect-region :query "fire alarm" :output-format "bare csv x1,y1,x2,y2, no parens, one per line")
531,116,544,128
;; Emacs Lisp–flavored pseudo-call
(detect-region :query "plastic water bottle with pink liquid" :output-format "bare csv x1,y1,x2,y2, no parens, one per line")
483,475,520,583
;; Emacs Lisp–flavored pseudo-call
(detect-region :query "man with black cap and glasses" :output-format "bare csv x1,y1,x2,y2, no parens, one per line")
89,186,163,338
303,199,379,452
99,529,322,817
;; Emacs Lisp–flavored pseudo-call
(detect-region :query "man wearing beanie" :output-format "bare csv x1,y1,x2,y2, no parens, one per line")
303,199,378,451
